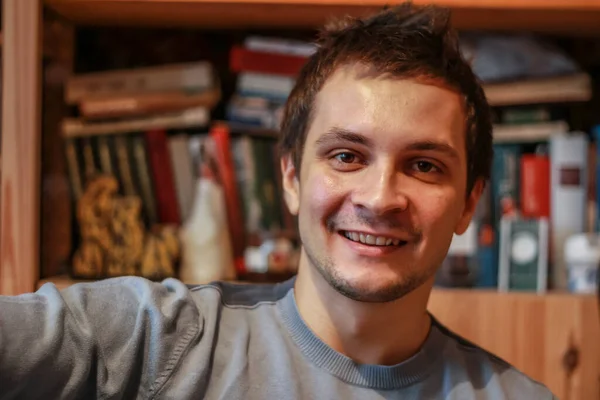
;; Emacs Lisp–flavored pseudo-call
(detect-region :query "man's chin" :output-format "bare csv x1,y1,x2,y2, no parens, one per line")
321,270,426,303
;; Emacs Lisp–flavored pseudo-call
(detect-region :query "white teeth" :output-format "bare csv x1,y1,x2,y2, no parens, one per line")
343,231,404,247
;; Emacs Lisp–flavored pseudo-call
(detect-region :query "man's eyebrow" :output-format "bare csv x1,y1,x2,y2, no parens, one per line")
315,127,373,147
405,140,460,160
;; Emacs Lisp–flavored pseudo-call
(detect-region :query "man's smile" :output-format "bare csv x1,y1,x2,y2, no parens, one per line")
339,230,408,247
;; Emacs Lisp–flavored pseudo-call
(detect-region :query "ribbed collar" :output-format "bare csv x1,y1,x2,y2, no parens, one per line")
277,288,447,390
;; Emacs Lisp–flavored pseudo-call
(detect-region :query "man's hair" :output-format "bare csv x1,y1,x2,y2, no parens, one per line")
279,3,493,195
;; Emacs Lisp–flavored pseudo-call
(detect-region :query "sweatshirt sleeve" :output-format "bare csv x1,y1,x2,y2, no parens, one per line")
0,277,203,400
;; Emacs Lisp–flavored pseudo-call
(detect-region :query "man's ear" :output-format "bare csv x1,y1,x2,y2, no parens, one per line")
455,178,485,235
281,154,300,216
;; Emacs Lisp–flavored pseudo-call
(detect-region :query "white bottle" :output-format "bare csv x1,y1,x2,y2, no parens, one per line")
179,164,236,284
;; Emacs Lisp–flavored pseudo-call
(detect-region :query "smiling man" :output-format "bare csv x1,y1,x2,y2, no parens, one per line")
0,4,555,400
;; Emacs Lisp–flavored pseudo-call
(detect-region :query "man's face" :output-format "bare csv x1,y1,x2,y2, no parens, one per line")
282,64,482,303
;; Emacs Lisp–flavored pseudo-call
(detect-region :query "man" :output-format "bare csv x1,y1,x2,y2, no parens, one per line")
0,4,555,399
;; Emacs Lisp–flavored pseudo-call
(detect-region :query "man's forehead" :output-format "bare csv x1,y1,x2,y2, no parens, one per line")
310,66,466,136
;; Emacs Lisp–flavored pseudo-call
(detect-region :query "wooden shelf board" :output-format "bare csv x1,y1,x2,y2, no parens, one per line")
45,0,600,35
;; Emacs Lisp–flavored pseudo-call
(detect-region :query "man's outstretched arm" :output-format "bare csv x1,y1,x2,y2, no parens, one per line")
0,277,202,399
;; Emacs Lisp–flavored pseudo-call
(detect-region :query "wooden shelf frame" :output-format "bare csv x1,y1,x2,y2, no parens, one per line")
45,0,600,35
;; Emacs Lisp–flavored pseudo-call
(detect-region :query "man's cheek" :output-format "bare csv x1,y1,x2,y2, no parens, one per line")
304,172,343,212
416,192,457,230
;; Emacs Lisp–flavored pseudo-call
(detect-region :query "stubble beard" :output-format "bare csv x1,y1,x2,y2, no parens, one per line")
303,242,437,303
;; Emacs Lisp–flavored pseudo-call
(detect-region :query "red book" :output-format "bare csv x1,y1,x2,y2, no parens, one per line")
210,123,246,274
145,129,181,225
520,154,550,218
230,46,308,77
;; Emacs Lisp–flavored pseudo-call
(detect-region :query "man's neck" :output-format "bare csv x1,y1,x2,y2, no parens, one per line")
294,261,433,366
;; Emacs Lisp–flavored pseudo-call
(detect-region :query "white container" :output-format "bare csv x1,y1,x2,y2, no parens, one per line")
179,177,236,285
564,233,600,294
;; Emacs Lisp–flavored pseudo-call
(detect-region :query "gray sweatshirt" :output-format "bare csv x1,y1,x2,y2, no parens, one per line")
0,276,555,399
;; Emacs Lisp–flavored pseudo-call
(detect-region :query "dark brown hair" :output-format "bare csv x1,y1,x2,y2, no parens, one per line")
279,3,493,194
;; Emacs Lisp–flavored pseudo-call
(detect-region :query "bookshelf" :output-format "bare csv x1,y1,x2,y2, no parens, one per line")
44,0,600,35
1,1,599,398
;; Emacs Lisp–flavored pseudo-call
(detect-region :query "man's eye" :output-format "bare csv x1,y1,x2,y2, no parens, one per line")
413,161,439,173
334,152,357,164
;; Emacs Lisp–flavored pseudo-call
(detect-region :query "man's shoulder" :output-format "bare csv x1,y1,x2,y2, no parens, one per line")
186,276,295,309
432,317,556,399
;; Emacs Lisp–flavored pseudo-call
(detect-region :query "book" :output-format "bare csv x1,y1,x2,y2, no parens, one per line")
520,153,550,218
129,135,158,227
501,107,551,125
483,73,591,106
78,87,221,120
145,129,181,225
498,217,549,293
491,144,522,223
66,61,215,104
230,45,308,76
492,120,568,143
62,106,210,138
243,36,317,57
549,132,588,290
226,96,281,129
236,72,296,101
210,123,246,274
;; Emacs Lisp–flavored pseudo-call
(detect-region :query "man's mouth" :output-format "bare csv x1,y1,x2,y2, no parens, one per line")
339,230,408,247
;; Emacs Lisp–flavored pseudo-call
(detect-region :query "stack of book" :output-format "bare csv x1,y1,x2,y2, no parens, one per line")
62,61,220,232
226,36,315,130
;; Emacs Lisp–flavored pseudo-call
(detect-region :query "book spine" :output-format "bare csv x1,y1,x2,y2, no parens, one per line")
64,137,83,201
79,88,221,120
210,123,246,274
66,61,214,104
491,144,522,222
114,135,136,197
550,132,588,290
244,36,317,57
237,72,295,101
81,136,98,184
62,106,209,138
230,46,308,76
520,154,550,218
145,129,181,225
96,136,115,176
130,135,159,227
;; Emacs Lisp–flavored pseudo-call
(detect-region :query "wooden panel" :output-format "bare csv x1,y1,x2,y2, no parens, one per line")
40,13,74,279
44,0,600,35
428,289,600,400
0,0,43,295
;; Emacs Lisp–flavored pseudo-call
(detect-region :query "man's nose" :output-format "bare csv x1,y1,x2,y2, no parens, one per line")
351,163,409,216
